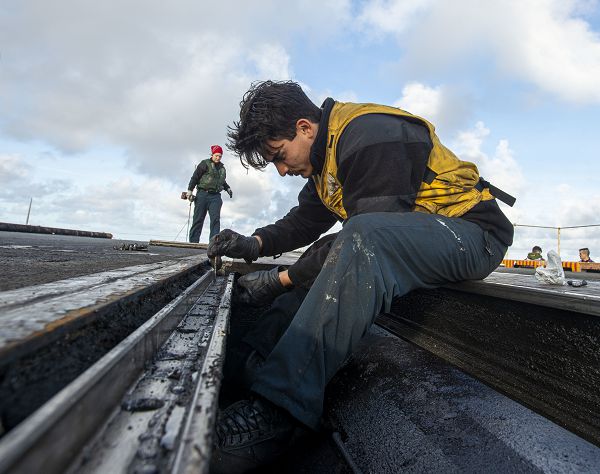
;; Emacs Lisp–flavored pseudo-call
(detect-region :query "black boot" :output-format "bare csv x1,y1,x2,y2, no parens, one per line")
210,397,299,474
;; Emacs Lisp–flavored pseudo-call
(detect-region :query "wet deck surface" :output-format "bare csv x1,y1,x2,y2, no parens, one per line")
0,231,301,291
0,232,205,291
447,271,600,317
320,326,600,473
3,231,599,472
0,256,207,359
477,271,600,298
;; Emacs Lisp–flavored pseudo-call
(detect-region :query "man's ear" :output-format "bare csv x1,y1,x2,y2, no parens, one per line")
296,118,316,138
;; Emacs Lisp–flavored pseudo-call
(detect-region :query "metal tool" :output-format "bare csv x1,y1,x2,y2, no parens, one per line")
211,255,223,277
186,201,192,241
173,195,194,242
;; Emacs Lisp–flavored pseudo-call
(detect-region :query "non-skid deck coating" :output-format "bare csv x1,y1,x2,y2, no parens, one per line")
380,274,600,446
0,255,207,361
446,271,600,316
3,233,599,473
322,327,600,474
0,231,206,291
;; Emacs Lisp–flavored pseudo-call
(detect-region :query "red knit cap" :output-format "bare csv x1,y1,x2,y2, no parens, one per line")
211,145,223,155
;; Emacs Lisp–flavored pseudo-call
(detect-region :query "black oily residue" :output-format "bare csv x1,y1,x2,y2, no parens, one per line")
0,266,208,434
156,350,187,361
126,284,226,474
203,356,224,390
176,327,196,334
122,397,165,412
380,288,600,446
167,369,181,380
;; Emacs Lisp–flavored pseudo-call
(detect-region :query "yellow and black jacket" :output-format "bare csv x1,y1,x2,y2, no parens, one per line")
312,101,514,220
254,98,514,287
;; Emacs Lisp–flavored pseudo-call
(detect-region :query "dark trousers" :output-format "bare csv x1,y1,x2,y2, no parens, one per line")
189,190,222,243
249,212,507,429
243,288,309,359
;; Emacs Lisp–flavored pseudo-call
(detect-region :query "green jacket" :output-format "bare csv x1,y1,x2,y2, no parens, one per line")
188,159,229,193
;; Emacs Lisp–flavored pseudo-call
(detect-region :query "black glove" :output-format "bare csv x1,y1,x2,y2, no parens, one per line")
226,188,233,198
207,229,260,264
235,266,288,306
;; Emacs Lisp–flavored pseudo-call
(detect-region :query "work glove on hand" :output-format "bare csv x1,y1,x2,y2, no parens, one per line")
207,229,260,264
186,191,194,201
235,266,288,307
226,188,233,199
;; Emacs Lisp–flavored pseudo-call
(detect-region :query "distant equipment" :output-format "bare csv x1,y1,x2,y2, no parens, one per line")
25,198,32,225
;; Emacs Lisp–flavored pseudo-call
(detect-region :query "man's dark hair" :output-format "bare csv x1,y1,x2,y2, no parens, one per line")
227,80,321,170
532,245,542,253
579,247,590,253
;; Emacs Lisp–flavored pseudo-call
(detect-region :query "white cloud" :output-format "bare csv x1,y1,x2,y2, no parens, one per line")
491,0,600,103
0,152,307,243
249,44,293,79
0,1,349,181
556,191,600,226
447,121,600,260
358,0,600,104
394,82,442,120
393,82,472,132
0,154,33,223
0,154,31,185
357,0,434,37
0,1,353,235
511,193,600,260
451,121,525,224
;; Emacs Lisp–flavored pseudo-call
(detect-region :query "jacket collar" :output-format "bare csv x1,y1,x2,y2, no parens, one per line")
309,97,335,176
208,158,224,168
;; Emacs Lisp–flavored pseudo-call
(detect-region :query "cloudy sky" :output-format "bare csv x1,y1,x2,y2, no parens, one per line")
1,0,599,260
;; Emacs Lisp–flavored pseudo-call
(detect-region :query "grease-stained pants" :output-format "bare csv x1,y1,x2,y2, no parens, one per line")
251,212,507,429
189,190,222,243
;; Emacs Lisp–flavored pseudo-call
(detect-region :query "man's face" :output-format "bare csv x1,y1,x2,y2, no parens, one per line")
264,119,317,178
211,153,222,163
580,249,590,261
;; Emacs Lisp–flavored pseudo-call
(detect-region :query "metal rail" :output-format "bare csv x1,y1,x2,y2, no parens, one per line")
172,274,233,474
0,271,232,474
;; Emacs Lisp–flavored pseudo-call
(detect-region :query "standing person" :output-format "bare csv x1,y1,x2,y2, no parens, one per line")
186,145,232,243
579,247,594,262
208,80,515,473
525,245,544,260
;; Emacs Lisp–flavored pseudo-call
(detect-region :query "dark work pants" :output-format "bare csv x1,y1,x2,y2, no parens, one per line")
250,212,507,429
189,190,222,243
243,287,309,359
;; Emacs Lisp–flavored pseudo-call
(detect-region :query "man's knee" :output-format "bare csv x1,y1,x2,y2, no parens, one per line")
334,213,416,265
324,214,383,267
